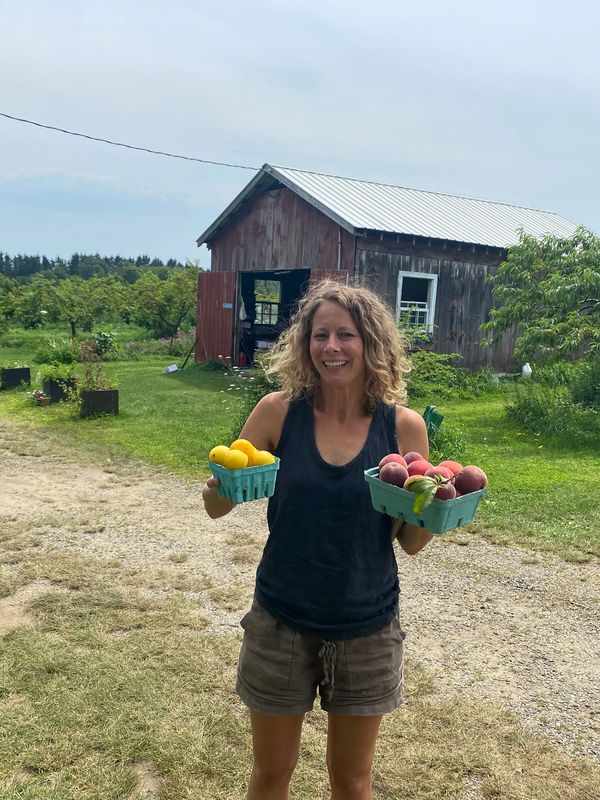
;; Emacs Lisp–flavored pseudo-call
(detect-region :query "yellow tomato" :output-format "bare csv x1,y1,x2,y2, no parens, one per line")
208,445,231,466
230,438,257,461
251,450,276,466
222,449,249,470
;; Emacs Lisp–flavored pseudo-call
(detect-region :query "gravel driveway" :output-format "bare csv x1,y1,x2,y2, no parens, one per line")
1,419,598,763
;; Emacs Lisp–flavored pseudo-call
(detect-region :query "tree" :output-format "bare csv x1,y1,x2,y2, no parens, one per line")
0,275,17,333
12,275,57,328
483,227,600,362
132,267,198,344
87,277,131,324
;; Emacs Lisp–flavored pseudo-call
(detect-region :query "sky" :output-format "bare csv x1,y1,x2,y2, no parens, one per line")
1,0,599,268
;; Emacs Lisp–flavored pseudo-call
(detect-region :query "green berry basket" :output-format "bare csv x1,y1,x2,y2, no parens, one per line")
210,459,280,504
364,467,486,534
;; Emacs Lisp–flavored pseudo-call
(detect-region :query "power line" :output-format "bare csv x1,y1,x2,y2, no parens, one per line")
0,111,259,171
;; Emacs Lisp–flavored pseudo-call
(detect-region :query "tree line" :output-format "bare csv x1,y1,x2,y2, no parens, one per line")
0,252,193,283
0,253,201,340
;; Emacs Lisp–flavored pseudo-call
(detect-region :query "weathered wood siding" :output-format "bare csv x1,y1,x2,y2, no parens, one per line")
356,243,514,371
209,188,355,272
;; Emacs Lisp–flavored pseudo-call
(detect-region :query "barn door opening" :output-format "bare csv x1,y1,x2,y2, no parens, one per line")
396,271,438,332
236,269,311,365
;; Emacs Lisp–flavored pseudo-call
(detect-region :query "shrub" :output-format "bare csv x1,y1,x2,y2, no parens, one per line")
407,351,499,401
570,357,600,409
428,422,468,465
37,362,78,383
506,383,600,447
529,361,584,387
77,341,116,391
33,337,77,364
90,330,119,358
223,357,280,442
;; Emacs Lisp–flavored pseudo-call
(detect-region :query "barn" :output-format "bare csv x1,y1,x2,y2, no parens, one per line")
195,164,578,371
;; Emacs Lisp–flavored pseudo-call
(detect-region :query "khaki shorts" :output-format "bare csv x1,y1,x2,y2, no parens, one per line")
236,600,405,716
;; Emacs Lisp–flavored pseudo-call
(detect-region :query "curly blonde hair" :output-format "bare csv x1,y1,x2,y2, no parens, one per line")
265,279,411,408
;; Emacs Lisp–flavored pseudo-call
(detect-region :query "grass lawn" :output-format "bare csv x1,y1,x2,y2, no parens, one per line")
436,397,600,560
0,359,235,477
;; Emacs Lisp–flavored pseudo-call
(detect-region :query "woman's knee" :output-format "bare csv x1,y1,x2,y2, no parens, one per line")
327,765,372,799
251,756,298,789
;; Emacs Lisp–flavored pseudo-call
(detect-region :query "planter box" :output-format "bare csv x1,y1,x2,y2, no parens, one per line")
42,378,77,404
0,367,31,390
80,389,119,418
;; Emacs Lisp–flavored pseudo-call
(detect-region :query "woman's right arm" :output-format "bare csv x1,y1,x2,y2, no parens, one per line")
202,391,288,520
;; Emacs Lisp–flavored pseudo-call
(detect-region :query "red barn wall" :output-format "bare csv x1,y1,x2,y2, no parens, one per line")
208,188,355,273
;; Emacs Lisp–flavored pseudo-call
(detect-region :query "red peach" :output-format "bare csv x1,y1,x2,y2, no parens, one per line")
403,451,425,465
438,459,463,475
435,482,457,501
454,465,488,495
379,453,408,470
407,459,433,476
425,466,454,481
379,462,409,488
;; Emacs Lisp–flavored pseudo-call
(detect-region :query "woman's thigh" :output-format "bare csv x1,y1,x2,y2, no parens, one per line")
326,714,383,780
249,709,305,773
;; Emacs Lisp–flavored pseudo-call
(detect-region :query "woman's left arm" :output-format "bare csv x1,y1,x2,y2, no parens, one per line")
392,406,435,555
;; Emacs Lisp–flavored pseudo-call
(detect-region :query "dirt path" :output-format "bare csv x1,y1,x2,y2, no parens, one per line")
1,420,598,762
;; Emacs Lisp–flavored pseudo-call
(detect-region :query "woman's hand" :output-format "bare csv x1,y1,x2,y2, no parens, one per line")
202,478,236,519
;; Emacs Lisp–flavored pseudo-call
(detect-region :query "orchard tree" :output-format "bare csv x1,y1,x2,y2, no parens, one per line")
12,275,57,329
483,227,600,362
0,275,17,333
45,277,96,337
132,267,198,344
87,277,131,324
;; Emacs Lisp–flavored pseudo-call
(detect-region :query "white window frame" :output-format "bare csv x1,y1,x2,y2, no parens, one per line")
396,271,438,332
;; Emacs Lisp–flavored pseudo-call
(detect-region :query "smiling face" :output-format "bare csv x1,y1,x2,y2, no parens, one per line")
309,301,365,391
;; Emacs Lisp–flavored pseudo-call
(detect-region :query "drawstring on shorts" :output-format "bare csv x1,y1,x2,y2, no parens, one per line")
318,640,337,701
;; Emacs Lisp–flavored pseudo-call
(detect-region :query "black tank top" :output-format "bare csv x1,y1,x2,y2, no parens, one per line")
255,396,399,640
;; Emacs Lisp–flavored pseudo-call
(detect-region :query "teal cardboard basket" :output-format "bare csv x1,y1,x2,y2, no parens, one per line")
364,467,486,534
210,459,280,504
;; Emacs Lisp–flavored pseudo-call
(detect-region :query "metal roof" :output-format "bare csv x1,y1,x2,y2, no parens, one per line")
197,163,579,249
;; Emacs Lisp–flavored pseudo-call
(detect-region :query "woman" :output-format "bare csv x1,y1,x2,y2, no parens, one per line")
203,280,434,800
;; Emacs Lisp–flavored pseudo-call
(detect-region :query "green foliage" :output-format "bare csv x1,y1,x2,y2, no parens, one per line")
407,351,499,401
484,227,600,362
428,422,468,465
12,274,57,328
37,362,78,382
506,383,600,447
0,250,196,282
224,357,280,442
570,357,600,409
33,337,77,364
0,274,16,334
131,267,198,340
3,258,202,341
528,360,584,387
90,329,119,358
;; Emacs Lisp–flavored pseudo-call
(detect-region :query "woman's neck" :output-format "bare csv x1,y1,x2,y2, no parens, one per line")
313,386,369,421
